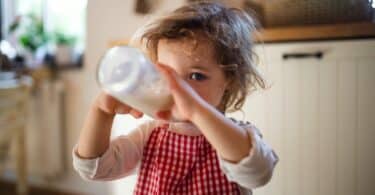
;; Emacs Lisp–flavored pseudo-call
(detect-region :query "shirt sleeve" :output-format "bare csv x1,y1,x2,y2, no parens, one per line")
218,119,279,189
72,120,157,181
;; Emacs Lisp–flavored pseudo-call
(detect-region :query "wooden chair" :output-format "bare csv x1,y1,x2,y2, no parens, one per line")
0,76,32,195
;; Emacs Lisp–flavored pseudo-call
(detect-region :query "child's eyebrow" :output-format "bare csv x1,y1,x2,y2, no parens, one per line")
190,65,210,72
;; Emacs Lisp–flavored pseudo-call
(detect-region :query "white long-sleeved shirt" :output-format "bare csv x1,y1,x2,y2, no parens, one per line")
72,119,278,195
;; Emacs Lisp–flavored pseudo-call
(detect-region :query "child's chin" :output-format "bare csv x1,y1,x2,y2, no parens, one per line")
169,113,187,122
155,110,189,123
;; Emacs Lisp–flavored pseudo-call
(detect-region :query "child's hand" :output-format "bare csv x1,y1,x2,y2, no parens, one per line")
93,92,144,118
154,63,206,121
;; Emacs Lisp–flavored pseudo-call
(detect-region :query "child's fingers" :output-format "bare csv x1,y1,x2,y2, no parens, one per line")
155,63,172,79
115,105,132,114
155,63,179,90
113,102,143,118
129,109,144,118
156,63,178,78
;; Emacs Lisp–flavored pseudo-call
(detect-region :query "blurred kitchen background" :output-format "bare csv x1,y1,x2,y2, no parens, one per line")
0,0,374,195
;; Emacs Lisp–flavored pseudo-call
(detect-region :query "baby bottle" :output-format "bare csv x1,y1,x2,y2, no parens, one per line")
97,46,173,119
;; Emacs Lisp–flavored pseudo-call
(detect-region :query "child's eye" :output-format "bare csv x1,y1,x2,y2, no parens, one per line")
189,72,207,81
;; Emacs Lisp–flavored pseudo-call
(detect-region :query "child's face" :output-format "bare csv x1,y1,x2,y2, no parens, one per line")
157,37,228,112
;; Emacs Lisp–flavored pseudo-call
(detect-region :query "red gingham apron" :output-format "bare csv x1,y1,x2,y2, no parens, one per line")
134,124,240,194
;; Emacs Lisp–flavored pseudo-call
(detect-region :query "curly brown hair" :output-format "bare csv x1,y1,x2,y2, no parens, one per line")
131,1,268,113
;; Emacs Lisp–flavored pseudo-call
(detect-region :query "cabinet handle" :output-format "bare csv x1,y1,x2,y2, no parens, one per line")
282,51,323,60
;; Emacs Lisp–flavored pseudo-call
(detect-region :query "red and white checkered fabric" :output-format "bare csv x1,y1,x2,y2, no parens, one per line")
134,124,240,194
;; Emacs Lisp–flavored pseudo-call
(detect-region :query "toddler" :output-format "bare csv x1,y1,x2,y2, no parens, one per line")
73,2,278,194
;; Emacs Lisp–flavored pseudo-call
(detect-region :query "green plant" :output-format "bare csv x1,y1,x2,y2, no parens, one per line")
9,14,49,53
53,32,76,46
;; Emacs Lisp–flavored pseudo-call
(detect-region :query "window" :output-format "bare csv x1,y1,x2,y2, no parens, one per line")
1,0,87,66
42,0,87,51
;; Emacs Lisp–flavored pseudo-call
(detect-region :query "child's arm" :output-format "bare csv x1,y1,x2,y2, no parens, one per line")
191,103,252,162
73,120,157,181
73,92,153,181
189,102,278,189
179,88,278,187
216,120,279,189
76,92,143,159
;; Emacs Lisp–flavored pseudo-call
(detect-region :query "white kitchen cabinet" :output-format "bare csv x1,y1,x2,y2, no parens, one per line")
228,39,375,195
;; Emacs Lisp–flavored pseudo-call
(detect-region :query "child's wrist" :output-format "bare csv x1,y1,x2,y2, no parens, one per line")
190,100,212,123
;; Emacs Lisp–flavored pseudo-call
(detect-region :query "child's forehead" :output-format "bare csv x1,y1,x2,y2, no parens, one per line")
158,37,217,64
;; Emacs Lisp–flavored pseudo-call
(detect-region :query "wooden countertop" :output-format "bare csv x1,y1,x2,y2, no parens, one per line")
255,22,375,43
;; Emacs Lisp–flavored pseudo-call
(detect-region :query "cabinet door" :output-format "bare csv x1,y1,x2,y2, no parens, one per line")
227,40,375,195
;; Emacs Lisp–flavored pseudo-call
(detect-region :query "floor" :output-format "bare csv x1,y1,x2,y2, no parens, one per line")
0,179,83,195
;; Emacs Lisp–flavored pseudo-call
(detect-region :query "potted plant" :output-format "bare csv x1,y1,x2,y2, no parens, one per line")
8,14,49,68
53,32,76,66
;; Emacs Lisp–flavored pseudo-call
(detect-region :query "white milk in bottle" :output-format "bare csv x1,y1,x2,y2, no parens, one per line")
97,46,173,118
